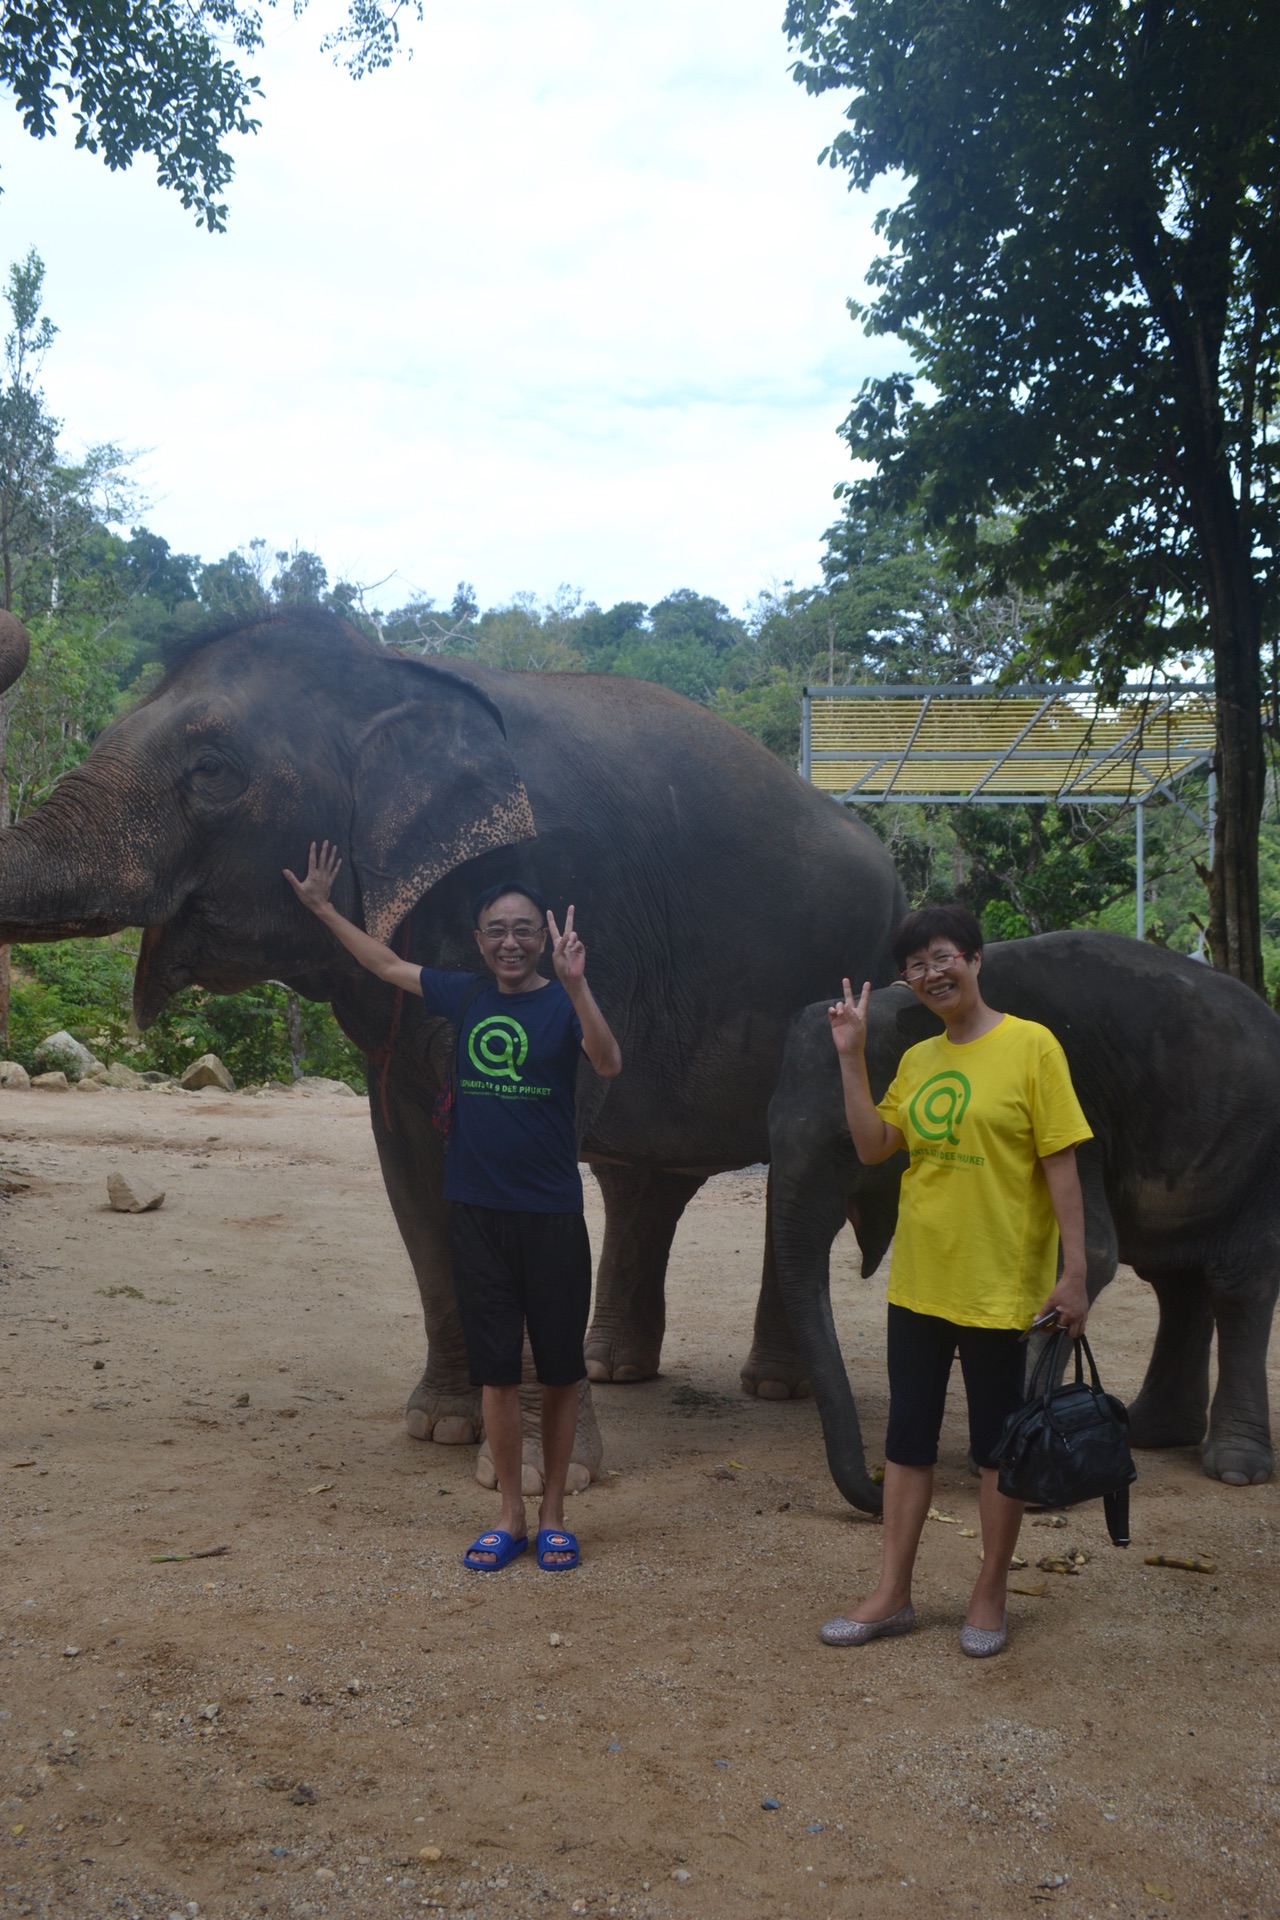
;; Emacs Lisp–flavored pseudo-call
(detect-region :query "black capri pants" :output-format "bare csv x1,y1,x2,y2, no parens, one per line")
885,1304,1025,1469
449,1203,592,1388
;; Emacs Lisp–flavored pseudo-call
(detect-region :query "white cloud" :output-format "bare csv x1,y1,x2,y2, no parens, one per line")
0,0,906,612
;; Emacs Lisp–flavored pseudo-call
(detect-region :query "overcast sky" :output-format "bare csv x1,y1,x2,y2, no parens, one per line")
0,0,903,616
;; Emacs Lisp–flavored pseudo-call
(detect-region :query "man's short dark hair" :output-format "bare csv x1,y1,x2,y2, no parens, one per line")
891,904,984,972
471,880,550,927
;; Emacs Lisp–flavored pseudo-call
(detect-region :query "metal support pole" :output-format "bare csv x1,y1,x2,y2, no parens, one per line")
1206,769,1217,870
800,692,812,782
1135,801,1145,941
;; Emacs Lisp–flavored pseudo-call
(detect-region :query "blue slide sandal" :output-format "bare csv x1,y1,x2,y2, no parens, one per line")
463,1529,528,1572
536,1528,580,1572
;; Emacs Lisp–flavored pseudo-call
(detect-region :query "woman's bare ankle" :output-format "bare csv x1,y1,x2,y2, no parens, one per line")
851,1587,911,1622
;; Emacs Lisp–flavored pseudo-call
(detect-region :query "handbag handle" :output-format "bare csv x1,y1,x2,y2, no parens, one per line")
1027,1328,1105,1398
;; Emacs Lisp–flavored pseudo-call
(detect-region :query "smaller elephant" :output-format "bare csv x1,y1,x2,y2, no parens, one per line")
768,931,1280,1513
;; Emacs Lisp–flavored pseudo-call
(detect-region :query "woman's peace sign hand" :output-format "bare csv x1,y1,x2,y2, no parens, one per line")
827,978,872,1058
548,905,586,984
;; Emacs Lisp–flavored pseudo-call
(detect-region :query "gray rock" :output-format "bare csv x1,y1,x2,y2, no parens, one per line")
179,1053,235,1092
33,1030,102,1082
297,1075,357,1096
0,1060,31,1090
87,1062,149,1090
107,1171,165,1213
32,1070,70,1091
75,1077,103,1092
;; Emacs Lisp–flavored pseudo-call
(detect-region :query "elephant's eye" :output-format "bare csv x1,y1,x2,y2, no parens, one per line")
184,748,246,802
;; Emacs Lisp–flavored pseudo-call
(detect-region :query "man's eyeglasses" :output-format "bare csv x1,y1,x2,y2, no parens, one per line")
901,949,968,982
479,921,546,943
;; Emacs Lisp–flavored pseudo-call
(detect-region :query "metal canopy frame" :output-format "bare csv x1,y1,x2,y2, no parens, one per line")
800,683,1218,938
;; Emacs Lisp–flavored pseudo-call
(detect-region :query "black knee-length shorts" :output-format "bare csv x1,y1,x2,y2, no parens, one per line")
449,1203,592,1388
885,1304,1025,1469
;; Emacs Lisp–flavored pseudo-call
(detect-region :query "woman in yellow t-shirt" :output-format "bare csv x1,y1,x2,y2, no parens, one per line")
820,905,1092,1658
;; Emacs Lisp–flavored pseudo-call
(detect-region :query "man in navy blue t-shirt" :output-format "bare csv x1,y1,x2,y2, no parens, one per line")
284,841,622,1574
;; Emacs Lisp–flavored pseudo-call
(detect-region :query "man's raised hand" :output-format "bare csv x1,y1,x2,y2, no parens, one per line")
284,839,342,916
548,905,586,984
828,978,872,1057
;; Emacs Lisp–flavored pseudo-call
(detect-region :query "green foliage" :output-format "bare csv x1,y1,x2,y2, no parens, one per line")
468,598,585,673
572,600,646,669
196,539,272,620
785,0,1280,670
0,250,59,614
7,610,133,817
786,0,1280,985
271,544,329,606
1,0,430,230
1091,775,1280,996
606,635,714,703
8,937,366,1089
615,590,746,703
863,796,1151,940
712,669,805,763
951,806,1138,938
980,899,1031,944
134,981,366,1089
1,0,263,230
646,589,743,656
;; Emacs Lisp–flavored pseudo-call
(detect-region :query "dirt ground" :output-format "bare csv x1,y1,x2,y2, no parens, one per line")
0,1083,1277,1920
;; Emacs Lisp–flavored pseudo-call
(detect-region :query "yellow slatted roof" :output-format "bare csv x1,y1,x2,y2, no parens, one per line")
802,685,1216,804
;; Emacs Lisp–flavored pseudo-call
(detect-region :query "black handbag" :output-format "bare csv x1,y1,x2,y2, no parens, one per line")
996,1331,1136,1546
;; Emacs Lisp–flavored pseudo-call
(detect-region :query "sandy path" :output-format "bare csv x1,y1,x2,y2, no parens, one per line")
0,1085,1277,1920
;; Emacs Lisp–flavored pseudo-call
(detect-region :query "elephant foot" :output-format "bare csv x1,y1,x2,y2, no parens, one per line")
584,1328,661,1384
1125,1390,1207,1452
585,1357,657,1384
474,1444,595,1497
1200,1436,1273,1487
474,1379,603,1495
739,1347,811,1402
404,1369,482,1445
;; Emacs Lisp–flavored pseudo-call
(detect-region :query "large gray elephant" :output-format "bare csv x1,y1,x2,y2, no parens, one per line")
768,931,1280,1513
0,608,904,1482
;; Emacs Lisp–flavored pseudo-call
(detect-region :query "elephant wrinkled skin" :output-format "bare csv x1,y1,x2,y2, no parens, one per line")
0,609,904,1486
768,931,1280,1513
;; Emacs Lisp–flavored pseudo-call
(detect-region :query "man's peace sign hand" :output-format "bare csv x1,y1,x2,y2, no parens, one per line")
548,905,587,984
828,978,872,1059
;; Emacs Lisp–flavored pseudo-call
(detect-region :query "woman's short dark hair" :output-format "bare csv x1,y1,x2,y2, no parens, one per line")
470,880,550,927
891,904,984,972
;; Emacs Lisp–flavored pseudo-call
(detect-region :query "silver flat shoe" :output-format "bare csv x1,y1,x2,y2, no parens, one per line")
819,1602,916,1647
959,1609,1008,1658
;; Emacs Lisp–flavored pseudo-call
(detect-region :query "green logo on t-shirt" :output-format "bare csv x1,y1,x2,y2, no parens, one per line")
468,1014,529,1083
909,1069,971,1145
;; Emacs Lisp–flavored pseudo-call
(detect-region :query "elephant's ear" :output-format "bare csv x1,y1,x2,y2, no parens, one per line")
350,673,536,941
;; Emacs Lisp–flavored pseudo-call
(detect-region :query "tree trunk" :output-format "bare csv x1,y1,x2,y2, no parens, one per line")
1209,638,1265,993
1201,487,1266,993
285,988,304,1083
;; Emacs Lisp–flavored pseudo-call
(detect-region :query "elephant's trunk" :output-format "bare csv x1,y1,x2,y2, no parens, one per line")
0,752,182,942
771,1154,884,1515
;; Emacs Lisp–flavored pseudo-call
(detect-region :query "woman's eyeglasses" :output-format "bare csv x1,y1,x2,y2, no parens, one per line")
901,949,968,982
